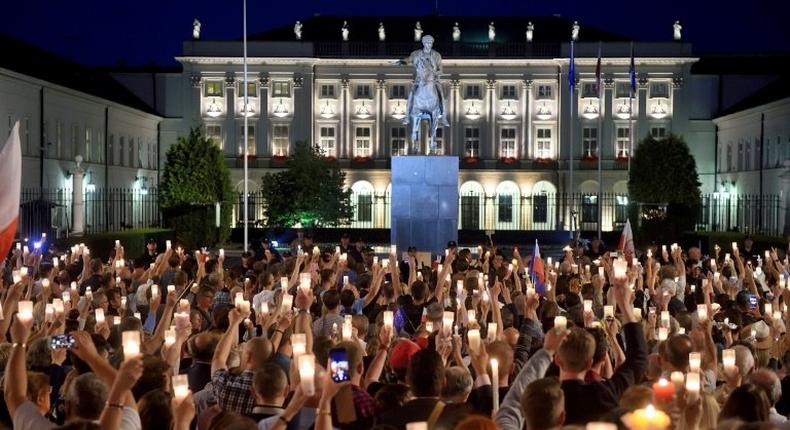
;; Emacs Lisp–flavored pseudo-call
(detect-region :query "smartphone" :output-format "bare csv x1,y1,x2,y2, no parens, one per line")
50,334,75,350
329,348,351,383
609,252,619,258
748,294,758,309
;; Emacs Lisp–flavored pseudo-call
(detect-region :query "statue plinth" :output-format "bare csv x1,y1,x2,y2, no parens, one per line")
390,156,458,258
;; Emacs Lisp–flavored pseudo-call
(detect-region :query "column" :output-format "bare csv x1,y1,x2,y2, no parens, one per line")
486,78,496,159
223,75,236,158
258,75,269,157
450,78,460,156
522,79,531,159
72,156,85,236
671,74,684,134
340,77,350,158
603,77,614,162
189,73,203,127
376,78,386,159
636,75,648,150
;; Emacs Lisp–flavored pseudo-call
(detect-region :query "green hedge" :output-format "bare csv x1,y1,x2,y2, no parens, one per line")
682,231,788,256
55,228,174,261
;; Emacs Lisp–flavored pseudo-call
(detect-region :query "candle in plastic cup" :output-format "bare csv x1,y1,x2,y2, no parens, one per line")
95,308,105,325
383,311,394,330
685,372,701,402
689,352,701,372
45,304,54,322
613,258,627,279
235,292,244,310
53,299,64,315
554,316,567,333
468,309,477,324
765,303,773,316
773,311,782,322
670,371,685,390
660,311,670,328
342,320,353,340
281,294,293,312
468,329,481,355
696,305,708,322
487,322,498,342
18,301,33,322
633,308,643,320
150,285,159,298
298,354,316,396
622,404,671,430
652,378,674,403
722,349,736,372
122,330,141,360
165,328,176,346
166,240,172,250
604,305,614,319
406,423,428,430
292,333,306,356
443,311,454,336
172,374,189,401
732,242,737,251
658,327,668,341
179,299,190,312
168,285,176,294
113,316,121,325
42,279,50,288
425,321,433,333
491,358,500,412
584,300,593,313
260,302,269,314
175,312,190,329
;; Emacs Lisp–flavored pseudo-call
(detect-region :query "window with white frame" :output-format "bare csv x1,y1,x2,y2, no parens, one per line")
355,85,372,99
391,127,407,156
500,128,516,158
649,81,669,98
355,127,371,157
755,138,761,170
615,82,632,98
96,133,104,163
501,85,517,100
205,81,223,97
536,84,553,99
319,127,336,157
272,81,290,97
390,85,407,99
137,137,143,167
149,141,156,169
434,128,444,155
237,81,258,98
581,82,598,98
616,127,630,158
238,125,255,156
737,141,744,171
205,124,222,149
582,127,598,158
464,127,480,157
320,84,336,98
272,125,289,156
536,128,552,159
465,85,482,99
650,126,666,140
84,127,92,161
71,125,79,159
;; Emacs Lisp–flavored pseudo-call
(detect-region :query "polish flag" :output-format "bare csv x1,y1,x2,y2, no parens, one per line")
618,219,635,257
0,122,21,260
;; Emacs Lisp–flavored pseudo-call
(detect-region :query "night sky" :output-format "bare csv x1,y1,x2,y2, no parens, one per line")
4,0,789,66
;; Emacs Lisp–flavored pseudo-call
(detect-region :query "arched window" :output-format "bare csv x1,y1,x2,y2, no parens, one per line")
459,181,484,230
351,181,375,227
531,180,556,228
495,181,520,230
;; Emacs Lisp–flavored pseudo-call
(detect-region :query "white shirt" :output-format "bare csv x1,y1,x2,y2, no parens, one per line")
14,401,141,430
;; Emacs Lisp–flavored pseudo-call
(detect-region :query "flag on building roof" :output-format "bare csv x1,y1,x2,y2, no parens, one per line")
595,42,602,97
0,122,21,261
569,40,576,90
629,42,637,94
530,239,545,292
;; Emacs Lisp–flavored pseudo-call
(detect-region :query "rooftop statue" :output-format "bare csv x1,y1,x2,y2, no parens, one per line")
294,21,303,40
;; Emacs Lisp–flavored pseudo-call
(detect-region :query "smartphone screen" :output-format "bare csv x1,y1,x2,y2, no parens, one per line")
748,294,758,309
50,335,75,350
329,348,351,383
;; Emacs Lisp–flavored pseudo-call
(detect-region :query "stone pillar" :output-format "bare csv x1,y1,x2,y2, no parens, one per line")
522,79,531,159
376,78,386,159
449,79,460,155
340,77,350,158
603,77,614,161
636,75,648,150
486,78,496,159
190,74,203,128
258,75,269,157
71,155,85,236
224,75,237,158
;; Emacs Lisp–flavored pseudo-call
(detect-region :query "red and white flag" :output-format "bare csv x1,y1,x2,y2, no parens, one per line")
618,218,635,256
0,122,21,260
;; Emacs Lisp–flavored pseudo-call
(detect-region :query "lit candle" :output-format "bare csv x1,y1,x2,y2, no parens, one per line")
235,292,244,311
491,358,500,412
260,302,269,314
383,311,394,331
660,311,670,328
584,300,593,314
120,296,127,310
312,246,320,256
179,299,190,312
165,328,176,346
732,242,738,251
571,264,579,274
710,260,717,272
52,256,59,268
722,349,736,373
343,275,349,286
765,303,773,316
45,304,54,322
773,311,782,322
18,301,33,322
662,245,667,253
554,316,567,333
115,240,121,248
172,374,188,401
406,423,428,430
281,294,293,312
340,253,347,262
598,267,605,278
468,309,477,324
613,258,628,279
95,308,105,325
547,257,553,267
585,264,590,274
652,378,674,404
342,320,353,340
658,327,668,341
633,308,643,320
443,311,454,336
468,329,481,355
696,304,708,322
390,244,397,255
621,404,671,430
425,321,433,333
604,305,614,320
487,322,498,342
298,354,316,396
670,371,685,391
166,240,172,250
122,330,141,360
168,284,176,294
219,248,225,258
113,316,121,325
292,333,306,356
20,267,28,276
53,299,64,315
689,352,701,372
685,372,700,402
150,284,159,299
175,312,190,329
85,287,93,300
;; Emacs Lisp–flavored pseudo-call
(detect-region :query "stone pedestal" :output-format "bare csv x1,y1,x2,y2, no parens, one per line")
391,156,458,258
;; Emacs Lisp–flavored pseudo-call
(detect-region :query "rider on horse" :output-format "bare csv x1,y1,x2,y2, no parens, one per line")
397,35,450,127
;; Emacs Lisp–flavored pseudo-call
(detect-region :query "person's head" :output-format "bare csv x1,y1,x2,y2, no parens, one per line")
733,345,756,378
172,270,188,289
65,373,108,421
26,337,52,372
207,410,258,430
168,254,180,269
556,327,595,375
746,369,782,407
411,281,428,302
138,390,173,430
373,383,410,414
407,349,444,397
719,383,770,423
442,366,472,402
243,337,273,370
132,356,171,400
660,334,694,372
189,332,220,361
486,341,515,383
322,289,340,312
253,363,288,405
340,233,350,247
744,235,754,249
389,339,421,382
453,415,499,430
26,371,51,414
585,327,609,370
340,289,356,309
335,341,365,382
521,378,565,430
196,285,215,310
351,314,369,339
92,290,109,312
146,238,157,252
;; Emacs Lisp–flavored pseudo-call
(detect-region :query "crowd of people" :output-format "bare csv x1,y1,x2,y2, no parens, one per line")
0,231,789,430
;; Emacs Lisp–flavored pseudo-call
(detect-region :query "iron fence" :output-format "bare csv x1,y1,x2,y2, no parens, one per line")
696,194,782,237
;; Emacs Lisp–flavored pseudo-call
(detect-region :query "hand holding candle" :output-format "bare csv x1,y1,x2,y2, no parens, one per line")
122,330,141,360
298,354,316,396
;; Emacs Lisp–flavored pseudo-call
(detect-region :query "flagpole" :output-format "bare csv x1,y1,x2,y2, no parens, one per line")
596,41,603,241
568,40,575,240
628,42,634,174
242,0,249,253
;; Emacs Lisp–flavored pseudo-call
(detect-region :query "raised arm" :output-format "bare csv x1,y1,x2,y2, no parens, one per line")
4,315,33,417
211,308,247,374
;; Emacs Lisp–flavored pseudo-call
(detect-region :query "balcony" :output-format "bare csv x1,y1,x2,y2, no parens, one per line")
313,41,560,59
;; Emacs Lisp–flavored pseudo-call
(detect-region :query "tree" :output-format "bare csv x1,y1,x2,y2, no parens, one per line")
260,141,352,227
629,133,701,242
159,128,233,248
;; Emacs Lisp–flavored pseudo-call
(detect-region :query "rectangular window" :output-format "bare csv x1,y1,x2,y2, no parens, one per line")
319,127,336,158
649,81,669,98
137,137,143,167
119,136,125,167
582,195,598,223
238,125,255,156
501,85,518,100
237,81,258,98
500,128,516,158
96,132,104,163
149,141,156,169
272,81,290,97
615,82,632,98
128,136,134,167
583,127,598,158
70,125,79,159
108,135,114,165
272,125,289,156
727,143,733,172
536,128,552,159
205,81,223,97
320,85,336,98
581,82,598,98
460,194,480,230
357,194,373,222
650,126,666,140
434,128,444,155
355,85,372,99
84,127,92,161
391,127,407,156
355,127,371,157
537,84,553,99
205,124,222,149
464,127,480,157
55,120,63,159
616,127,630,158
464,85,482,99
745,139,752,170
615,195,629,224
498,194,513,223
533,193,548,223
22,117,30,155
390,85,407,99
